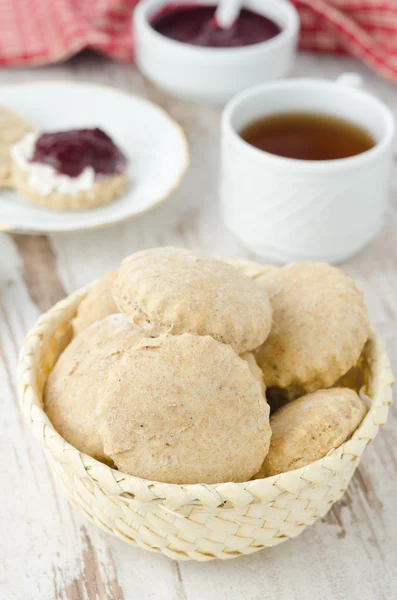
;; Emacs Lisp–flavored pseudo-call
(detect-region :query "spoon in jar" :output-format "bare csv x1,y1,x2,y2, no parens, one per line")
213,0,243,29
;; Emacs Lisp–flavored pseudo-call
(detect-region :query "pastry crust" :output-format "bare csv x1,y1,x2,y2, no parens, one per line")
73,270,118,336
255,387,367,478
255,262,370,396
97,333,271,484
0,106,34,188
113,247,273,353
44,314,146,462
12,162,127,210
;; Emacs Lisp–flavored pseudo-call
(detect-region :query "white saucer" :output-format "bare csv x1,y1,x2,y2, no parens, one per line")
0,81,189,233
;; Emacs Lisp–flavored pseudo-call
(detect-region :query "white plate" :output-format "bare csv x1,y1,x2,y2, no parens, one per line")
0,81,189,233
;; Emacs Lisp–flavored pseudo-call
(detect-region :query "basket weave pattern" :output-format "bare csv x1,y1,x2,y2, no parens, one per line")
18,288,394,561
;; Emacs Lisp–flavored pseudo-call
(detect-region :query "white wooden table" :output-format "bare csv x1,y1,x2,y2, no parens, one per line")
1,52,396,600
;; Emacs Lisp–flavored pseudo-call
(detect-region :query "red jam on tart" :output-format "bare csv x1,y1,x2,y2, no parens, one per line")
30,128,127,178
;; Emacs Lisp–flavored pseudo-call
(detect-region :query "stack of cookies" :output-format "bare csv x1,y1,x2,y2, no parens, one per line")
44,248,370,484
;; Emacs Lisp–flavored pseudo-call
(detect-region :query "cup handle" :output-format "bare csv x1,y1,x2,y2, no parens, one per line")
335,73,363,89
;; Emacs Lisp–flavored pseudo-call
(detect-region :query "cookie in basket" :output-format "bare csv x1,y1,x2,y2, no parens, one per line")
255,387,367,478
11,128,128,210
0,106,34,188
73,270,118,336
255,262,370,397
44,313,145,462
113,247,273,353
96,333,271,484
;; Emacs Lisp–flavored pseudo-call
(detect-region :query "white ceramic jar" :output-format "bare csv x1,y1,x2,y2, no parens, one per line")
134,0,299,104
220,74,396,264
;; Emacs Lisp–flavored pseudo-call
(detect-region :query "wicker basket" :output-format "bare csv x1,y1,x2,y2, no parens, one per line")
18,287,394,562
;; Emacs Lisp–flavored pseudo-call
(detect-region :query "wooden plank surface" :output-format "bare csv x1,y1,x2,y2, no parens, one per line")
0,52,396,600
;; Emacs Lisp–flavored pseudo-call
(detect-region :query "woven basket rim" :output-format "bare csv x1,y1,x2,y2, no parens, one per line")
18,284,395,503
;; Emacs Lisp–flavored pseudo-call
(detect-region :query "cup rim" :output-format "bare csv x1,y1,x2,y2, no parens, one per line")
134,0,299,60
222,78,396,171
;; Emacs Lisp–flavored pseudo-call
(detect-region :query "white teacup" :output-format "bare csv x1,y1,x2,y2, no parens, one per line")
220,74,395,263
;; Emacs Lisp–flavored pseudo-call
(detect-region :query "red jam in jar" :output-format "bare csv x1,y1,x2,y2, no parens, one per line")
31,128,127,178
151,5,281,48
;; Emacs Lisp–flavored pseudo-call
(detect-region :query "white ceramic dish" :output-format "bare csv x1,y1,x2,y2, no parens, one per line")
134,0,299,105
0,81,189,234
221,74,396,264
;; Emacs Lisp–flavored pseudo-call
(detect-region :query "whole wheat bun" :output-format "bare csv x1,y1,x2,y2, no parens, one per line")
97,333,271,484
45,314,146,462
112,247,273,354
255,263,370,397
255,387,367,478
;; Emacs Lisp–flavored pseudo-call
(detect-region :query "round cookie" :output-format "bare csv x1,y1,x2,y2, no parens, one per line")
113,247,273,353
73,270,118,336
255,388,367,478
44,313,146,462
0,106,34,188
225,258,275,282
255,263,370,397
96,334,271,484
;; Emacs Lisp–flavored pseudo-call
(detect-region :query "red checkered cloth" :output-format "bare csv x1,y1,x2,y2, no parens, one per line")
0,0,396,84
0,0,138,64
